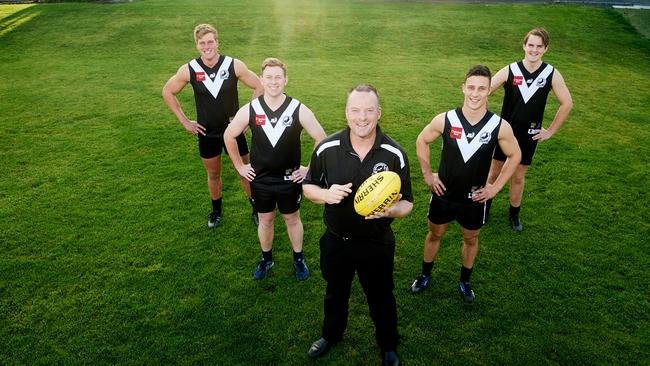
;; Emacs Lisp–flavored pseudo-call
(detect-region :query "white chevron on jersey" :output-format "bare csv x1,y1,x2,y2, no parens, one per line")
510,62,554,104
189,56,233,99
447,110,500,163
251,98,300,148
380,144,405,169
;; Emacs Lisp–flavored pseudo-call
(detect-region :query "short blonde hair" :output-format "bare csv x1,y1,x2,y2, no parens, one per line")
194,24,218,43
524,28,549,47
261,57,287,76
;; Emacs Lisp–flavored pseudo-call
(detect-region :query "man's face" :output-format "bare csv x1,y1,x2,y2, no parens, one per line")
261,66,287,98
196,33,218,60
523,34,547,63
462,75,490,112
346,90,381,140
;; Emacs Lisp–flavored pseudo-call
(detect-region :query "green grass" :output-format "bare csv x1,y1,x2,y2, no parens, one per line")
1,0,649,365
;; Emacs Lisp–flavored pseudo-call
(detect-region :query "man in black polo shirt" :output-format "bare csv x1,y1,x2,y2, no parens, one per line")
303,84,413,366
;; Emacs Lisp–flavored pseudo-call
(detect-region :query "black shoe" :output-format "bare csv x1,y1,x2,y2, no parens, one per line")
459,281,475,304
252,210,259,226
207,211,221,229
307,337,330,359
509,215,523,232
410,274,430,294
382,351,400,366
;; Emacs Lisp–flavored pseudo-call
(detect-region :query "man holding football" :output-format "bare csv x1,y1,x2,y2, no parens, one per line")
410,65,520,304
303,84,413,366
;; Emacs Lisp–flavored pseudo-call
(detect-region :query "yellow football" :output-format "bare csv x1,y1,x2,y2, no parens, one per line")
353,171,401,217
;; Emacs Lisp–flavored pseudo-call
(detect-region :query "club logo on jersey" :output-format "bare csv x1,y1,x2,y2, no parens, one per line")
513,75,523,85
196,72,206,82
372,163,389,174
282,115,293,127
255,114,266,126
450,127,463,139
219,69,230,80
536,77,547,88
479,131,491,144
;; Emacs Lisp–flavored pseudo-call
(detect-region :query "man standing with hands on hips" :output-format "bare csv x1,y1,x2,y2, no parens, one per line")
409,66,520,304
224,58,326,280
162,24,263,229
303,84,412,366
487,28,573,232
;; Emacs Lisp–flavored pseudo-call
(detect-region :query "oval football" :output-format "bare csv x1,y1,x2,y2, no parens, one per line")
353,171,401,217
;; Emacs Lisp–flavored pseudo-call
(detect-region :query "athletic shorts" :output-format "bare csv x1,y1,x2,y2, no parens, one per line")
198,133,249,159
251,180,302,214
493,128,538,165
427,194,486,230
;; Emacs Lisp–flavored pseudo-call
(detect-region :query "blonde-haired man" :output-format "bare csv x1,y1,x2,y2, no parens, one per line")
163,24,263,229
224,58,326,280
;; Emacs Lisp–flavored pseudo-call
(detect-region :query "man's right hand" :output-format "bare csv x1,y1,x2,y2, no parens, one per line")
182,119,206,136
325,183,353,204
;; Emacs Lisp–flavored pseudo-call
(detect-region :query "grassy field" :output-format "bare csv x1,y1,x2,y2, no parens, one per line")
1,0,649,365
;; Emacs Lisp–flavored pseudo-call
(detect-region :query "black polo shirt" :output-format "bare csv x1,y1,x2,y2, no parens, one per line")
304,126,412,239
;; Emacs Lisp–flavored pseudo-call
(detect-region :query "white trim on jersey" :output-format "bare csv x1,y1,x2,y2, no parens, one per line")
510,62,554,104
316,140,341,157
251,98,301,148
447,110,501,163
189,56,233,99
380,144,406,169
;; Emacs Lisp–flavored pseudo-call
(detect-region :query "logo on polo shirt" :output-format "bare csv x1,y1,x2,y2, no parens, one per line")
372,162,389,174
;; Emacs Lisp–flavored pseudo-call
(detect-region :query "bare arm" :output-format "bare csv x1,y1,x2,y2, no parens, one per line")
234,59,263,99
162,64,206,135
416,113,446,196
490,65,509,94
223,105,254,181
474,121,521,202
533,69,573,141
303,183,353,205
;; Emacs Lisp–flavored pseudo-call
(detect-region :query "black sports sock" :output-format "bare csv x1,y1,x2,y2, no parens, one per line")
460,266,473,283
509,205,520,218
422,261,434,276
212,198,222,214
262,250,273,263
293,251,304,262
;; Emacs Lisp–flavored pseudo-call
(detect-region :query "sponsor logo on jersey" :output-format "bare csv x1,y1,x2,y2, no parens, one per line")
450,127,463,139
196,72,206,82
209,73,216,80
219,69,230,80
479,131,491,144
270,117,278,124
255,114,266,126
372,163,389,174
513,76,523,85
282,115,293,127
536,77,547,88
466,132,475,139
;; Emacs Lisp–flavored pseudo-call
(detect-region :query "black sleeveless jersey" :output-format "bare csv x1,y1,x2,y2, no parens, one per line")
248,95,303,182
188,55,239,137
501,61,554,135
438,108,502,204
